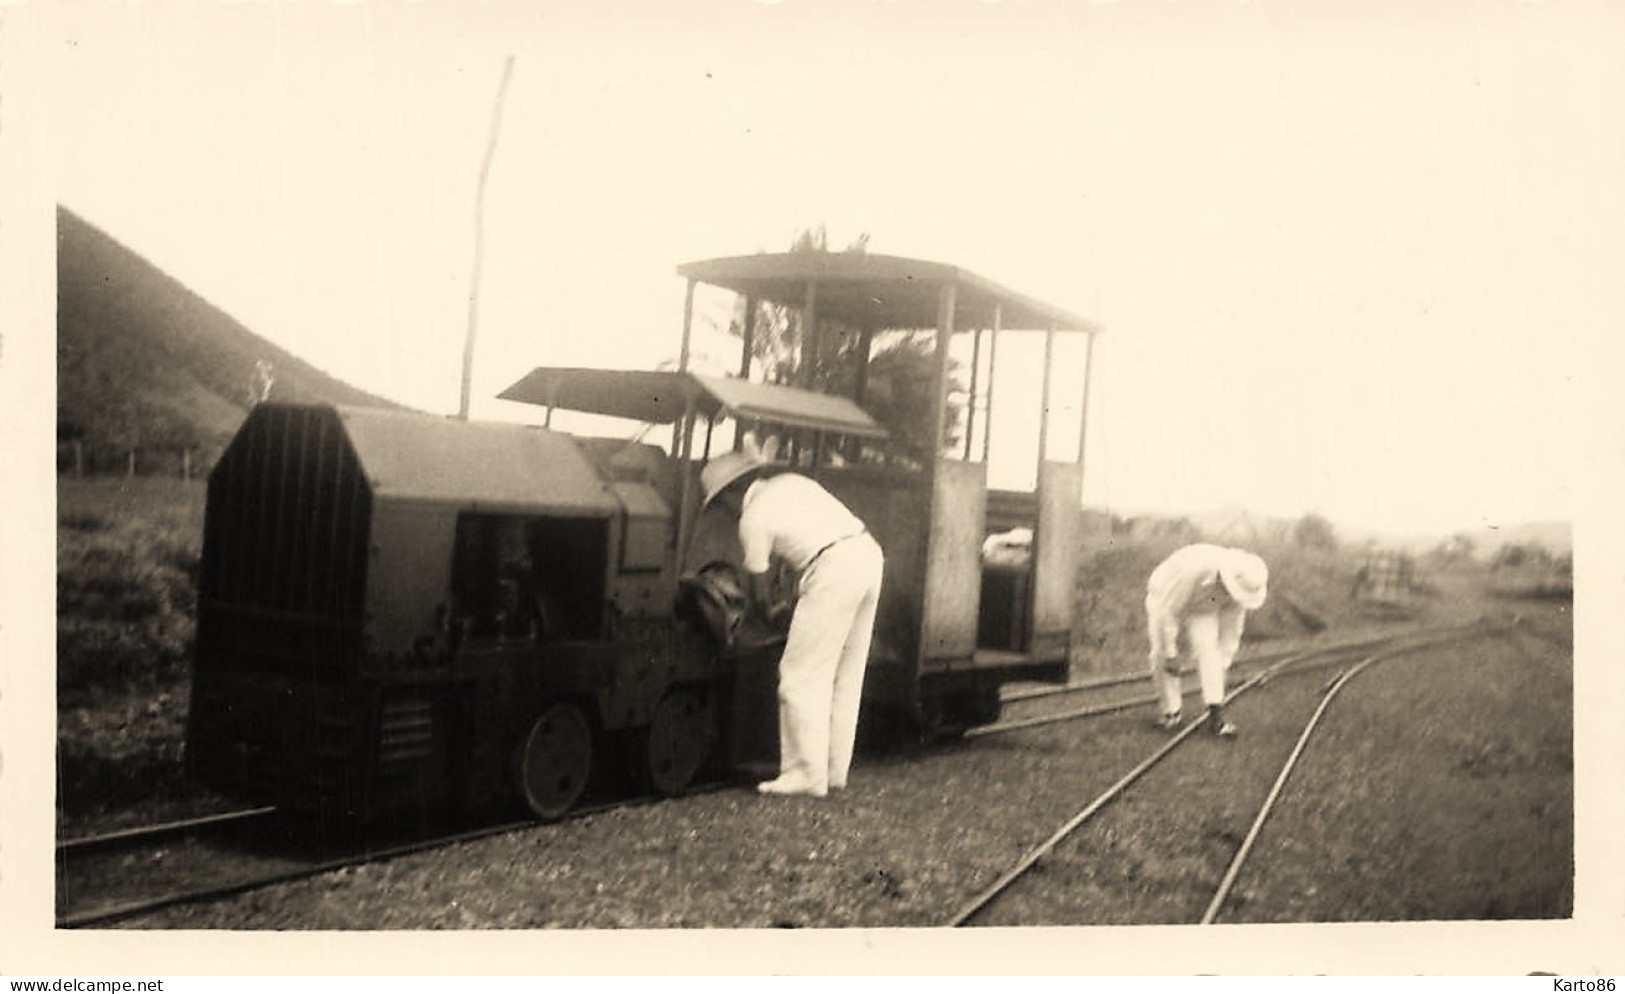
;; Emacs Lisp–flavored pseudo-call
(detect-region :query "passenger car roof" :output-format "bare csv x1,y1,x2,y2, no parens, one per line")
675,252,1099,333
496,368,889,439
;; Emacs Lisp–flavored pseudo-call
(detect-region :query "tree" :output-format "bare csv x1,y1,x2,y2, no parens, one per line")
725,228,965,466
1428,533,1476,567
1292,513,1338,551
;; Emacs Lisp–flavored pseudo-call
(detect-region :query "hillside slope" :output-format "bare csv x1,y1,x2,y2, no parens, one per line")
56,206,403,455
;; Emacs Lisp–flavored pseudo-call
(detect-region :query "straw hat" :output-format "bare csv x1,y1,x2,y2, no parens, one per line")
700,434,780,508
1218,549,1269,611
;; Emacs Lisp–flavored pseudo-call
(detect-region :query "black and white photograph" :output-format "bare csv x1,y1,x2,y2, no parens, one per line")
2,0,1622,979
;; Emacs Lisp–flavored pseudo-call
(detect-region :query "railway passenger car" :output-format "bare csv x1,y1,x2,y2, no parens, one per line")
186,250,1101,824
669,252,1102,732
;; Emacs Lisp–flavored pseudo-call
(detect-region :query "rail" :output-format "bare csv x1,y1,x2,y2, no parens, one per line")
56,806,277,857
946,620,1505,927
56,784,732,929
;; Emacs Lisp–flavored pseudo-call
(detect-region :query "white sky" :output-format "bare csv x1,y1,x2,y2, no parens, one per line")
15,0,1625,535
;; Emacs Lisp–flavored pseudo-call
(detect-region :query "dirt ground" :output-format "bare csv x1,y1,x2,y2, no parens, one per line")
116,585,1571,930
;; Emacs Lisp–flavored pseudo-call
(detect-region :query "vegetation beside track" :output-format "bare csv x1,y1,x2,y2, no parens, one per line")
56,477,230,832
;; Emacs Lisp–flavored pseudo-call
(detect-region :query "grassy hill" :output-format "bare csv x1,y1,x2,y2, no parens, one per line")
56,205,403,467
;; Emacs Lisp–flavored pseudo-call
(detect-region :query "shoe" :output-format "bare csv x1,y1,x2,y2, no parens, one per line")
1156,711,1183,731
756,776,828,798
1205,706,1237,738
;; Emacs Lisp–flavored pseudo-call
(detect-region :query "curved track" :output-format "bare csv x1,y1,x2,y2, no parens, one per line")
975,625,1480,741
946,619,1508,927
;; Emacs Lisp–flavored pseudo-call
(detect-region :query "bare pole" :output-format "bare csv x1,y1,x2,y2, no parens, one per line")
679,278,696,374
733,297,756,453
854,325,874,405
962,324,983,461
982,304,1001,463
674,278,699,568
739,296,756,380
1077,330,1097,467
928,282,958,459
849,323,874,463
799,280,819,389
458,55,516,421
1036,322,1055,474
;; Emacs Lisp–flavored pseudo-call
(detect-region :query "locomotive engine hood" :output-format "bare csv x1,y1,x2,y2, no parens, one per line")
333,404,623,518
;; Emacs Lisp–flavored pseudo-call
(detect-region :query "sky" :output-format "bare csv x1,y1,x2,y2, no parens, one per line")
11,0,1625,537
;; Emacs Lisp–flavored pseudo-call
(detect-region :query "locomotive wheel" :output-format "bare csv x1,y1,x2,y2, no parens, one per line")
644,688,714,796
513,702,594,820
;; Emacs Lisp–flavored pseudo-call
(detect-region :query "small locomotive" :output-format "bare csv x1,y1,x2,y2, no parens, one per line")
186,252,1101,824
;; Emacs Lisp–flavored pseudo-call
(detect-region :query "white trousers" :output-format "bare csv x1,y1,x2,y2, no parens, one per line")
775,534,884,792
1146,601,1247,714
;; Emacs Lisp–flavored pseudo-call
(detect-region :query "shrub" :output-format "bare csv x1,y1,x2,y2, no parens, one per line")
1292,513,1338,551
57,477,203,703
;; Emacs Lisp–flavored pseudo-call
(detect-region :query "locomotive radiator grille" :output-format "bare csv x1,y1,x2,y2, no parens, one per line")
197,405,371,682
375,694,438,767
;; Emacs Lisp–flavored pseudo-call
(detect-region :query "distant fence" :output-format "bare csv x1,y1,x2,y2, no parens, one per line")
57,441,221,480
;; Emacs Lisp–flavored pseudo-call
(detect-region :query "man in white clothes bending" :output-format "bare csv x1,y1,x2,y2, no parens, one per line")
700,437,885,797
1145,543,1269,737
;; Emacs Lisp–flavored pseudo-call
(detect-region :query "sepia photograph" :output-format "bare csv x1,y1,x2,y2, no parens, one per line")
2,0,1622,979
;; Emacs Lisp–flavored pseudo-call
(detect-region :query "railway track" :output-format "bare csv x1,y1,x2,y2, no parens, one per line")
55,781,739,929
59,621,1514,929
946,618,1510,926
57,806,278,857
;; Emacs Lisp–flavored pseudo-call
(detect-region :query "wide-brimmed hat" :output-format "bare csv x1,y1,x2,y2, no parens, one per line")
700,434,780,507
1218,549,1268,611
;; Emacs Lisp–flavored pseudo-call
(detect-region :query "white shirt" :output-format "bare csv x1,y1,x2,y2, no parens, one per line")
737,473,867,573
1145,543,1236,623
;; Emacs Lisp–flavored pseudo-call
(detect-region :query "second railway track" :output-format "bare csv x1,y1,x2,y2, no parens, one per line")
947,619,1511,926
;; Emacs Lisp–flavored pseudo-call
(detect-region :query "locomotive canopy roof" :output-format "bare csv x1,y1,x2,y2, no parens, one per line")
497,368,888,439
675,253,1100,334
334,405,620,515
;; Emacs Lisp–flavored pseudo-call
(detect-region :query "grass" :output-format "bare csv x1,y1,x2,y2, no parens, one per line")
58,476,204,700
57,476,210,829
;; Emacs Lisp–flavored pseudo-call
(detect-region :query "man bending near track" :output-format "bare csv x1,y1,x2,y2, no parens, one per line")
700,436,885,797
1145,544,1269,737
